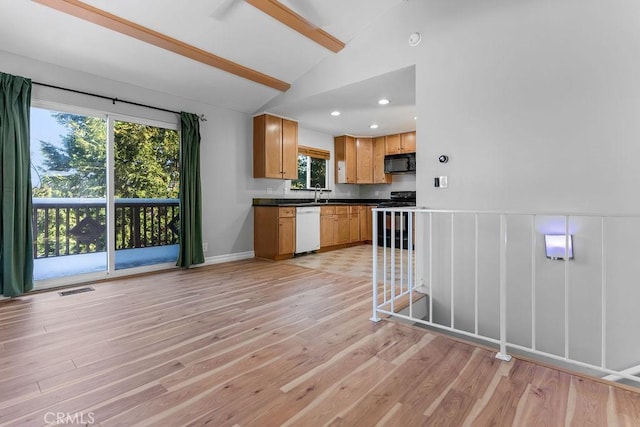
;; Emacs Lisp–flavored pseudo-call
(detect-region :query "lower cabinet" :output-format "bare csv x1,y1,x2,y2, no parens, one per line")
349,207,360,243
254,207,296,260
336,208,350,245
254,204,376,258
320,206,349,247
319,205,375,249
320,208,335,248
359,205,373,242
278,216,295,255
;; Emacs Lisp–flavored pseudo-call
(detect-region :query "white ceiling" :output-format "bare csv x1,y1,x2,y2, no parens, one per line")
267,65,416,137
0,0,413,135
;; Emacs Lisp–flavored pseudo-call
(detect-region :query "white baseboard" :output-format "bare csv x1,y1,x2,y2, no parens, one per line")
196,251,255,267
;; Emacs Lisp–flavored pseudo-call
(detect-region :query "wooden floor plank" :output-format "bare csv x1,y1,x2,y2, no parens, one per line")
569,376,610,426
513,367,571,426
613,387,640,427
0,255,635,425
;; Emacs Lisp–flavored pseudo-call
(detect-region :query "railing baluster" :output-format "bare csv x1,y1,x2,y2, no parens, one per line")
429,212,433,324
74,208,80,254
54,208,60,256
32,206,39,259
371,209,380,322
65,207,70,255
475,213,479,336
120,205,125,249
531,214,537,351
44,207,50,257
451,212,455,329
142,206,147,247
166,206,169,245
496,214,512,362
564,216,570,359
601,217,607,369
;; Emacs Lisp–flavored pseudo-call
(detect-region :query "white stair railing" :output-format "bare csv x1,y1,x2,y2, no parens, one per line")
371,207,640,386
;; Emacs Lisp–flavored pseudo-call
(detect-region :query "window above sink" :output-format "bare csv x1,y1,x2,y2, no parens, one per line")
291,146,329,191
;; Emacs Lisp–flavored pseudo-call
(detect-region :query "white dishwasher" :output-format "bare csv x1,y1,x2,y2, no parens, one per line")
295,206,320,254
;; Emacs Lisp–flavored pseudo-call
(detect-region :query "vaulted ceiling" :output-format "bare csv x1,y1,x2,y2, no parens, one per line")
0,0,413,135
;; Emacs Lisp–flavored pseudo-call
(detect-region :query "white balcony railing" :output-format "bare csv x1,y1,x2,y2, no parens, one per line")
371,207,640,386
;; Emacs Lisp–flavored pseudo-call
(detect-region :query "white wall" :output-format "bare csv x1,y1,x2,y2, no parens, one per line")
417,0,640,214
0,50,256,260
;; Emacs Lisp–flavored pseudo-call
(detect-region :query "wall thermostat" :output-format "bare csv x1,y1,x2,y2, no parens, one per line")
438,155,449,163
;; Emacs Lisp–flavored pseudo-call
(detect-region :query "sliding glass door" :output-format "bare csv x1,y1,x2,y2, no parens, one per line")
31,105,180,283
113,119,180,270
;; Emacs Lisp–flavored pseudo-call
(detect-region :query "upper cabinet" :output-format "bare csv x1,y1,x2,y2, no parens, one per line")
355,138,373,184
373,136,392,184
335,135,377,184
335,135,357,184
336,131,416,185
253,114,298,180
385,131,416,155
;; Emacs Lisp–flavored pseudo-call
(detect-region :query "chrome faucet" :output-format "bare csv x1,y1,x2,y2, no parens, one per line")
314,183,322,203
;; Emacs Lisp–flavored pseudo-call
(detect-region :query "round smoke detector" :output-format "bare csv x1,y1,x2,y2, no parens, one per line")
408,32,421,47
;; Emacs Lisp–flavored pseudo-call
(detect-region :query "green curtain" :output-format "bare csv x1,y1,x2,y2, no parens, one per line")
177,112,205,267
0,73,34,297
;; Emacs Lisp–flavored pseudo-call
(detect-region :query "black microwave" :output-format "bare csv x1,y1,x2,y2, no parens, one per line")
384,153,416,174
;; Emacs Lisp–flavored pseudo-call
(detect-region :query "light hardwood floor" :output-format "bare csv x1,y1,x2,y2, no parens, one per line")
0,257,639,426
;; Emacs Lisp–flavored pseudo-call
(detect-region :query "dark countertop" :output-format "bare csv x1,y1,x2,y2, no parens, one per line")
252,198,387,207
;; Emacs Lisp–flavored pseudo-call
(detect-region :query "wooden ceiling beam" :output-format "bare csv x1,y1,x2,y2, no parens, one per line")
245,0,345,53
32,0,291,92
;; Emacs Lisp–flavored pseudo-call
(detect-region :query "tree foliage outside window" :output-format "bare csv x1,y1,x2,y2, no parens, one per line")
291,154,327,190
34,113,179,199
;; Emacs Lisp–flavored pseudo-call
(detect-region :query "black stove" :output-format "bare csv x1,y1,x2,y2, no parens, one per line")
377,191,416,208
377,191,416,248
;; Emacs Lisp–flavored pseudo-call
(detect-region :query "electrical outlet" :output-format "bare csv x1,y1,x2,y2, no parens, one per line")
267,188,273,194
375,191,379,196
203,242,208,253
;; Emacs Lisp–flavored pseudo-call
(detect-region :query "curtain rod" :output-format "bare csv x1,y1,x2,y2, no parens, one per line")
32,81,207,121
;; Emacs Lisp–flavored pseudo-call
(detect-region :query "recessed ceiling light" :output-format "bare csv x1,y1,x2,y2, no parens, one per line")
331,111,341,116
414,116,417,120
369,124,379,129
378,98,390,105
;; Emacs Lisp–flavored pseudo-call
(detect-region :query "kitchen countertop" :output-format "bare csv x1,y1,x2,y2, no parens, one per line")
252,198,387,207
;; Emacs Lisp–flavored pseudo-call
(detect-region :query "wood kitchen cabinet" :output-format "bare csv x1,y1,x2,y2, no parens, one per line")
373,136,392,184
334,135,357,184
335,206,350,245
254,207,296,260
359,205,374,242
349,206,360,243
355,138,373,184
253,114,298,179
320,205,350,247
335,136,376,184
385,131,416,155
320,207,335,248
401,131,416,153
